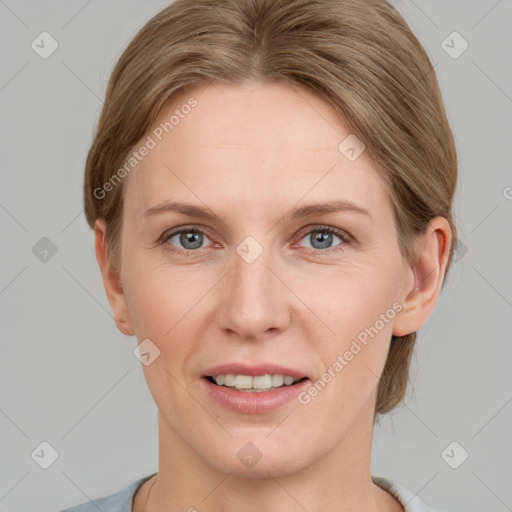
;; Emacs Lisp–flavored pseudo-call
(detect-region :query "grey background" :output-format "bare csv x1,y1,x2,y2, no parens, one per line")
0,1,511,511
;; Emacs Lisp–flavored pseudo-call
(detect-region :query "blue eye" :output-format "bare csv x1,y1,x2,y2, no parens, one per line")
165,229,211,251
299,227,347,251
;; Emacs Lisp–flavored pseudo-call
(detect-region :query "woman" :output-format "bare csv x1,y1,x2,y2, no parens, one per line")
61,0,457,510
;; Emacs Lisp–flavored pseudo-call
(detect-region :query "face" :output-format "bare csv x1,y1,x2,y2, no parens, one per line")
112,81,417,477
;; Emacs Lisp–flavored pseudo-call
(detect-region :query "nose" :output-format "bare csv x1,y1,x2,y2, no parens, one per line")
216,245,291,341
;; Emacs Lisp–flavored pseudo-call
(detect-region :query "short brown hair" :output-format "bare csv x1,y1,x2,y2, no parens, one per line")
84,0,458,415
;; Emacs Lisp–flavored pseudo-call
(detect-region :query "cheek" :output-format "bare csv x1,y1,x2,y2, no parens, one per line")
123,254,207,337
123,263,206,407
123,260,217,393
301,261,400,340
297,264,401,401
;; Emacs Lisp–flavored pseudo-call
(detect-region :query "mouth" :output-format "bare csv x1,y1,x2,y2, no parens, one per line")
201,364,311,413
204,374,309,392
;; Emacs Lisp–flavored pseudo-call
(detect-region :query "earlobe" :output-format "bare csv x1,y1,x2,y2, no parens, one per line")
392,217,452,337
114,316,134,336
94,219,135,337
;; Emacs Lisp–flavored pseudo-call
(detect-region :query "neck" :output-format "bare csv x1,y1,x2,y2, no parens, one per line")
137,407,402,512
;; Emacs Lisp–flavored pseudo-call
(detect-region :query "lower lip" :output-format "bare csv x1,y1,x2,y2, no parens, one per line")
202,377,310,414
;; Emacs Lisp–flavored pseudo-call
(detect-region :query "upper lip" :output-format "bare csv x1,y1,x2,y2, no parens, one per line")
203,363,308,380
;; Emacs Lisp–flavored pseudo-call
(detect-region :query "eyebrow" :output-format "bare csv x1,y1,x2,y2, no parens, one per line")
144,199,371,223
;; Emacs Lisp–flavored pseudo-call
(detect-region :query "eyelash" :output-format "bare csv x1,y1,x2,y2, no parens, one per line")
159,224,351,256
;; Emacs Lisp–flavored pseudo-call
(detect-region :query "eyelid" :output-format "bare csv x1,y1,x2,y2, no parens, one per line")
159,224,214,244
294,224,352,244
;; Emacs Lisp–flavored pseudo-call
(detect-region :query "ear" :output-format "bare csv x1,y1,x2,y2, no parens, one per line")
94,219,135,336
392,216,452,337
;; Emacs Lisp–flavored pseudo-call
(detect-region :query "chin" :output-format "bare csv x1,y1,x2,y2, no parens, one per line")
205,449,309,479
195,431,317,479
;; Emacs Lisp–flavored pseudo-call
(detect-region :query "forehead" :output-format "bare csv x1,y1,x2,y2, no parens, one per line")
124,81,391,219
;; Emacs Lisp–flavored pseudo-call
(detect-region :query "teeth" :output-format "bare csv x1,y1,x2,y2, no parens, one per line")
211,374,301,391
253,375,272,389
271,374,284,387
224,374,236,386
235,375,253,389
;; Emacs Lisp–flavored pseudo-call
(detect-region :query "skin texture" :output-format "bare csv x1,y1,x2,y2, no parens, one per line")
95,81,451,512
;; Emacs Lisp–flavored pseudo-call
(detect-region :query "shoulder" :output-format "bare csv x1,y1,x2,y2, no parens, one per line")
58,474,156,512
372,475,446,512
